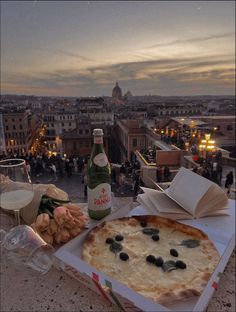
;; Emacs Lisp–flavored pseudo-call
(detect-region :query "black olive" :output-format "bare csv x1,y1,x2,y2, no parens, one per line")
115,235,124,242
142,228,159,235
155,257,164,267
175,260,187,269
146,255,156,264
170,249,179,257
140,221,147,227
109,242,122,254
119,252,129,261
105,238,114,244
152,234,160,241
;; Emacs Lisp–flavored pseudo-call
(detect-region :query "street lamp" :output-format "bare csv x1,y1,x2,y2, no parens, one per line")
199,133,216,158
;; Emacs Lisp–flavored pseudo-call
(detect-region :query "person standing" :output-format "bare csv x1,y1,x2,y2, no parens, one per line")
156,165,162,182
50,163,57,181
25,161,31,177
83,174,88,198
217,163,223,186
65,158,70,177
212,159,218,183
225,171,234,195
133,173,141,197
163,165,170,182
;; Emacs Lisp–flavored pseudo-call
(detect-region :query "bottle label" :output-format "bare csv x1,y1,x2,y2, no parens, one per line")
88,183,111,211
93,153,108,167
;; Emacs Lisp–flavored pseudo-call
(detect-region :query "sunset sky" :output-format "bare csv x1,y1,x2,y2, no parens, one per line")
1,1,235,97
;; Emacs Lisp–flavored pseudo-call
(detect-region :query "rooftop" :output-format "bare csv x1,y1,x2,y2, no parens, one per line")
171,117,207,126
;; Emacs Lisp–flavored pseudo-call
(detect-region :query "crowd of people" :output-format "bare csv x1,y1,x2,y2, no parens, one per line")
113,159,143,197
154,149,234,197
156,165,171,182
1,149,234,198
0,151,87,181
193,150,224,186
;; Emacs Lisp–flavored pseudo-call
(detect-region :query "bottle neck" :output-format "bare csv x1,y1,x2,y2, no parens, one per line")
94,135,103,144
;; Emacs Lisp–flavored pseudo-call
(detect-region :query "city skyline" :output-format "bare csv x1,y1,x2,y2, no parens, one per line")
1,1,235,97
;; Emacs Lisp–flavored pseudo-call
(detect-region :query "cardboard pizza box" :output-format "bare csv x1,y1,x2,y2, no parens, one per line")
54,200,235,312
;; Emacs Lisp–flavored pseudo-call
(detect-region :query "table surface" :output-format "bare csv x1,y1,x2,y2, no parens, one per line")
1,199,235,312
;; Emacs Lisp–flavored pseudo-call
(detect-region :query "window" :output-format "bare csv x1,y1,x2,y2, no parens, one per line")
69,122,71,126
132,138,137,147
62,122,64,126
51,123,54,127
20,125,23,130
85,129,89,134
140,138,145,147
73,141,76,150
226,125,233,131
13,125,16,130
79,129,83,134
6,125,8,131
12,118,15,122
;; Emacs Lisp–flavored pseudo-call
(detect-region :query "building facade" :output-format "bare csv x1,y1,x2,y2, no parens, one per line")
2,108,41,154
115,119,147,161
61,116,110,158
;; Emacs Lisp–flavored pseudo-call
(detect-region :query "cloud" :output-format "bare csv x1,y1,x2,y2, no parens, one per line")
143,32,235,50
2,53,235,96
36,47,96,62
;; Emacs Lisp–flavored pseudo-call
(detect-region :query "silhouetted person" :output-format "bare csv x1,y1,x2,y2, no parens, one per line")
163,166,170,182
134,174,141,196
225,171,234,195
217,163,223,186
120,164,126,174
156,166,162,182
202,166,210,180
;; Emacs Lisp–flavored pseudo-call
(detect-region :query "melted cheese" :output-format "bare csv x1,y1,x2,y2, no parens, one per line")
83,218,219,304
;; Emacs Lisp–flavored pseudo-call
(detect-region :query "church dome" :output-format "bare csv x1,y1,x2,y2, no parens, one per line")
124,90,133,98
112,82,123,100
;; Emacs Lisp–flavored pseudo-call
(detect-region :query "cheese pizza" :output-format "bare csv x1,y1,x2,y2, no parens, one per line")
82,215,220,306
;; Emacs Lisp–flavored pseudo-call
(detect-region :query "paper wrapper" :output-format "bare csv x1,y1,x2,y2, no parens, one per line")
0,175,68,225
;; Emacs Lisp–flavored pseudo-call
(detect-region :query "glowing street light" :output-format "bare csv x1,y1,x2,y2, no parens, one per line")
199,133,216,156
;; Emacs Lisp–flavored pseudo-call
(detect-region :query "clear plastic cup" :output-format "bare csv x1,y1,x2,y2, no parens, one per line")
0,225,54,274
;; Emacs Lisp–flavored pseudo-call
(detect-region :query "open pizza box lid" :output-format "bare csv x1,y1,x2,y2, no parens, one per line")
54,200,235,312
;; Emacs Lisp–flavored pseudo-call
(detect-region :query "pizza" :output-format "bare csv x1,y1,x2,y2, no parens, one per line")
82,215,220,306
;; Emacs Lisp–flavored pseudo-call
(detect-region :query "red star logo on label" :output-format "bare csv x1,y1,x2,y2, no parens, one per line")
212,281,218,289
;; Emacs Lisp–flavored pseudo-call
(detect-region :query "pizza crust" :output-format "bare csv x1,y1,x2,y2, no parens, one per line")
82,215,220,306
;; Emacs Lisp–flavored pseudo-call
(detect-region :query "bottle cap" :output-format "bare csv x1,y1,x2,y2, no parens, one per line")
93,129,103,136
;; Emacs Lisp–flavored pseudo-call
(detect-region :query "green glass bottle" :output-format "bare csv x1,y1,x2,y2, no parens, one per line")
87,128,112,220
